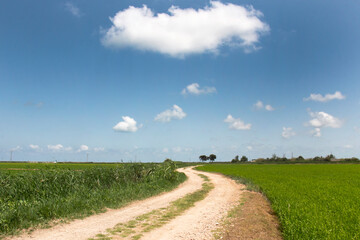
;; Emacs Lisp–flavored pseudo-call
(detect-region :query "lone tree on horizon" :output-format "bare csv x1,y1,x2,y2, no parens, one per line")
209,154,217,163
199,155,208,162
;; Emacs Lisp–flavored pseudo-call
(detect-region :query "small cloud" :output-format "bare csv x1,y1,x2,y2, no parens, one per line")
155,105,186,122
246,146,253,151
101,2,269,57
113,116,140,132
47,144,64,151
344,144,353,149
77,145,89,152
254,100,274,111
308,111,342,128
224,114,251,130
265,105,274,111
311,128,321,137
65,2,81,17
304,91,345,102
94,147,105,152
11,146,22,151
181,83,216,95
282,127,295,139
162,148,169,153
254,100,264,109
29,144,40,150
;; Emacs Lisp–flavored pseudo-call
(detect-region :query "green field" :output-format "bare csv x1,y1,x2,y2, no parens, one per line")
0,162,186,236
197,164,360,240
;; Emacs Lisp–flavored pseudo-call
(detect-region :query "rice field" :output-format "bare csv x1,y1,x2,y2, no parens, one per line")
197,164,360,240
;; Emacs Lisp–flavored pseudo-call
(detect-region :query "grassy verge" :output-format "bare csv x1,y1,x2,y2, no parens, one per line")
90,174,214,240
0,162,186,237
197,164,360,240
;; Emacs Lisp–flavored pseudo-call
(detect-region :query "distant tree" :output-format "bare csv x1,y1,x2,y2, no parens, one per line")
209,154,217,163
231,155,240,163
325,154,336,162
199,155,208,162
164,158,173,163
240,156,248,162
297,156,304,161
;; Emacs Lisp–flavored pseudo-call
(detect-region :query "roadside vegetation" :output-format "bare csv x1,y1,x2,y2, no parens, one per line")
0,161,186,236
198,164,360,240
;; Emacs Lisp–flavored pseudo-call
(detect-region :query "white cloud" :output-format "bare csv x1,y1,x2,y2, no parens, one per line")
344,144,353,149
65,2,81,17
102,1,269,57
113,116,140,132
155,105,186,122
224,114,251,130
181,83,216,95
311,128,322,137
77,145,89,152
304,91,345,102
29,144,40,150
265,104,274,111
246,146,253,151
48,144,64,151
162,148,169,153
254,100,264,109
282,127,296,139
308,111,342,128
94,147,105,152
11,146,22,151
254,100,274,111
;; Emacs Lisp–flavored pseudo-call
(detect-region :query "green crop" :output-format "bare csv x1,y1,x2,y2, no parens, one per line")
197,164,360,240
0,162,185,236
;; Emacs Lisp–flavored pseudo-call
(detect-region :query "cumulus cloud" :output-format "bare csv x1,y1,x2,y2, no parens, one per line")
113,116,140,132
181,83,216,95
155,105,186,122
47,144,64,151
65,2,81,17
254,100,274,111
308,111,342,128
224,114,251,130
246,146,253,151
101,1,269,57
162,148,169,153
29,144,40,150
265,104,274,111
311,128,322,137
77,145,89,152
344,144,353,149
304,91,345,102
282,127,295,139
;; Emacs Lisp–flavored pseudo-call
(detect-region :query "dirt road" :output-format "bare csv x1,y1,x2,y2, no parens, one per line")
10,167,243,240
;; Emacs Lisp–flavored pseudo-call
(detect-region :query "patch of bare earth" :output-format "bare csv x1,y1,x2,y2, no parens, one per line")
141,171,244,240
218,191,282,240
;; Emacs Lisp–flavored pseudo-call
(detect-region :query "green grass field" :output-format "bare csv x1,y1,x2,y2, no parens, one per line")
197,164,360,240
0,162,186,236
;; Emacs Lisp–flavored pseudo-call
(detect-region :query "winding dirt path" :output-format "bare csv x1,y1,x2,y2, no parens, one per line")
10,167,244,240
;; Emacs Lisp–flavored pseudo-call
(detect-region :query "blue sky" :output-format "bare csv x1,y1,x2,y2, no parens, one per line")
0,0,360,162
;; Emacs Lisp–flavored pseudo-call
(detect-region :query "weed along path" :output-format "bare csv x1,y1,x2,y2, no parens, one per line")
9,167,244,240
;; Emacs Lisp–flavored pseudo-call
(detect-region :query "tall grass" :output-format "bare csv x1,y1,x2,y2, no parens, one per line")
0,162,185,236
198,164,360,240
